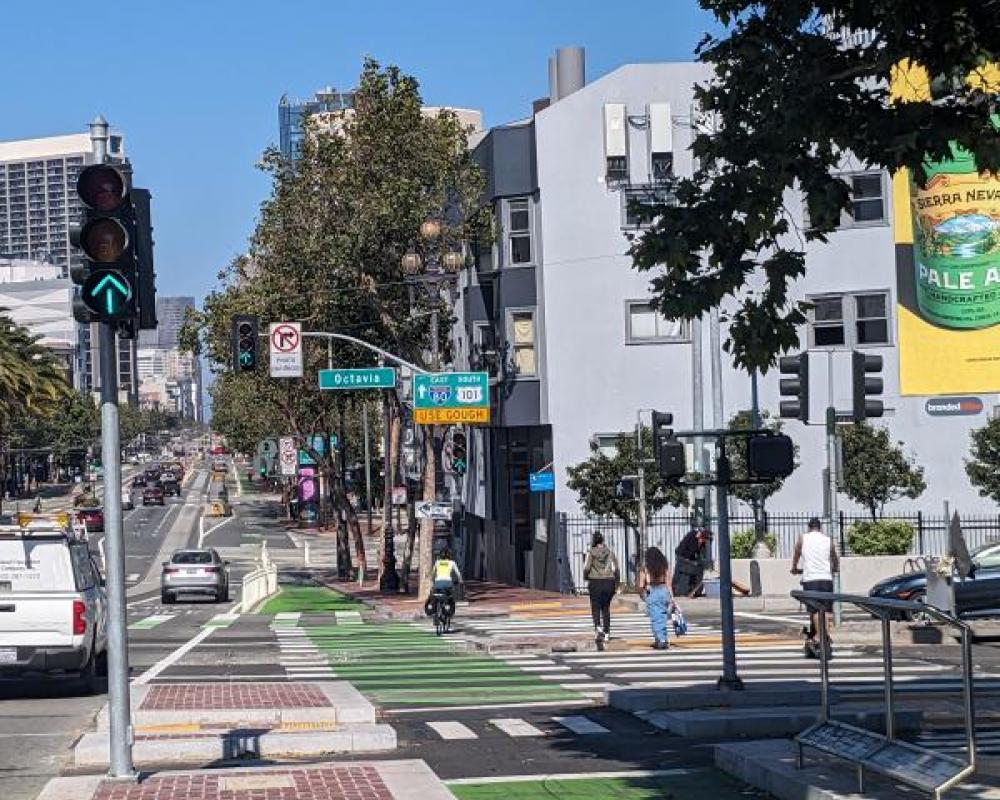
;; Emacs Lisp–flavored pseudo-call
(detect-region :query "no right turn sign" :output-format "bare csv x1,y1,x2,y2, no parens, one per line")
279,437,297,476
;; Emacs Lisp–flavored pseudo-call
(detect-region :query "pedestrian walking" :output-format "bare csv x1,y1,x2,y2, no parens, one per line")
583,531,619,646
672,526,712,598
791,517,839,659
638,546,672,649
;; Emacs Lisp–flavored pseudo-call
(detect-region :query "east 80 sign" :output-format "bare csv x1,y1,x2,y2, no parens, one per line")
413,372,490,425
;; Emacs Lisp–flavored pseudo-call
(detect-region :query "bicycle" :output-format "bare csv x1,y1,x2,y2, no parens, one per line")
431,588,453,636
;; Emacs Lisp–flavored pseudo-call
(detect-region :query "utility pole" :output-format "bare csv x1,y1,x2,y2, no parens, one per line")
691,316,706,523
635,411,648,565
714,437,741,689
363,402,374,549
90,116,135,779
825,352,842,627
750,369,769,557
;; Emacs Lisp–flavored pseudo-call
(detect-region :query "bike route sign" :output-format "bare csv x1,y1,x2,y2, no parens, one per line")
413,372,490,425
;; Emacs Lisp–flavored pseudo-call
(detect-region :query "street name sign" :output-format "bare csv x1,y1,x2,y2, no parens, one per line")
278,437,297,476
413,371,490,425
319,367,396,390
529,471,555,493
415,501,453,520
269,322,303,378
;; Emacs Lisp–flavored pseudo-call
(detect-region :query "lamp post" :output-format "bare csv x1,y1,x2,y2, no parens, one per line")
401,222,464,595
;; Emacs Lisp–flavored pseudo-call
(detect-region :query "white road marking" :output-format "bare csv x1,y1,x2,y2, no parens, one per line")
198,517,232,548
426,721,478,740
489,718,545,738
552,715,610,735
133,625,214,686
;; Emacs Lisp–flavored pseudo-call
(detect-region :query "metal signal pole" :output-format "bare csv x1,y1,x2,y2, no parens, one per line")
91,116,135,779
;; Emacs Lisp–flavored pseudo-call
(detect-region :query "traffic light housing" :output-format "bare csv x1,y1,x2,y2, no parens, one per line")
852,351,884,422
779,352,810,423
651,410,686,480
232,315,259,372
615,477,636,498
451,431,467,476
747,433,795,479
70,164,137,324
131,187,157,331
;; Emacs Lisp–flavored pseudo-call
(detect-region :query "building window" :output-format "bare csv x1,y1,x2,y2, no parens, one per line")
808,291,891,348
622,187,674,228
509,310,537,377
504,198,533,265
833,171,887,228
626,300,688,344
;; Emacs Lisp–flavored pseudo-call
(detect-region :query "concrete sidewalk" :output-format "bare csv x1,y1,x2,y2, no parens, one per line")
40,760,453,800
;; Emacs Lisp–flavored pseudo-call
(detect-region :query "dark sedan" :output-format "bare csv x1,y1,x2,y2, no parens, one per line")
142,484,165,506
869,540,1000,619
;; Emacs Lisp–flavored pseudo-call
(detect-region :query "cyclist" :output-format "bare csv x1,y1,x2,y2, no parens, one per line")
425,547,463,619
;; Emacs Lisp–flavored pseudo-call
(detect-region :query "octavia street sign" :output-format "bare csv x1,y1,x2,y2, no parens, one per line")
319,367,397,390
413,372,490,425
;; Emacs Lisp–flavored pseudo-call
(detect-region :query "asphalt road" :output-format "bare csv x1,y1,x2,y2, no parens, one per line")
0,462,220,800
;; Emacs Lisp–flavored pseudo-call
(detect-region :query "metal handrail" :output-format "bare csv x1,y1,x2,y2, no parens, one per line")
791,589,976,798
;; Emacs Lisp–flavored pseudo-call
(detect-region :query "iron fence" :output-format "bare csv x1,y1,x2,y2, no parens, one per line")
562,510,1000,593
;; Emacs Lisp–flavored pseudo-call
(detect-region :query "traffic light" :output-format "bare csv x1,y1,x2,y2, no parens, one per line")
70,163,137,324
615,477,636,498
131,187,157,331
232,315,259,372
779,352,810,422
747,433,795,479
852,351,884,422
651,410,685,479
451,431,467,476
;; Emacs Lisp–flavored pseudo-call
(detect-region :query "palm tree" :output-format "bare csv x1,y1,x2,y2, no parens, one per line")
0,311,70,504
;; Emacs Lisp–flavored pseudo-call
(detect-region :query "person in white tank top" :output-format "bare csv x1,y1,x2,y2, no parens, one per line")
791,517,839,654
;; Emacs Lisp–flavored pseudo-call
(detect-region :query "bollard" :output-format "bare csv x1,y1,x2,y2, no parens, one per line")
304,540,311,567
749,560,762,597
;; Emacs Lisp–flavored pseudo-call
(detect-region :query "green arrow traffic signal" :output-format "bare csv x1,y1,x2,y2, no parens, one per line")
81,269,133,320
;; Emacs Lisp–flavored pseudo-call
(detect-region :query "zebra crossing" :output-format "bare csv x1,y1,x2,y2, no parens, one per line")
423,713,611,740
274,622,336,680
909,726,1000,757
459,609,719,641
549,642,988,693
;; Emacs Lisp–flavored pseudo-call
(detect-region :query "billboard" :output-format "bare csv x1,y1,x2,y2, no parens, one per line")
893,62,1000,395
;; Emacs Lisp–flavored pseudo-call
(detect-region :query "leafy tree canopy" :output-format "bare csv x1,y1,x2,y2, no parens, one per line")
841,422,926,519
966,417,1000,504
631,1,1000,371
567,427,688,529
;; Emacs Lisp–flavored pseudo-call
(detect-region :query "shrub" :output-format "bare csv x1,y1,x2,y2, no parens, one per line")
846,520,914,556
730,528,778,559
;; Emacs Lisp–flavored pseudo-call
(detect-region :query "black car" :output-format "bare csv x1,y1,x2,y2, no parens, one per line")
869,540,1000,619
132,474,147,488
161,478,181,497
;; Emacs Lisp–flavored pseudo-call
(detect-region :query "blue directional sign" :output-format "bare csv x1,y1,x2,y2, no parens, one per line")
529,471,555,492
319,367,397,390
82,269,132,320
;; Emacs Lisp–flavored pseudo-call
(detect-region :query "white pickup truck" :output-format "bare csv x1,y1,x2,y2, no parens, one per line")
0,514,108,692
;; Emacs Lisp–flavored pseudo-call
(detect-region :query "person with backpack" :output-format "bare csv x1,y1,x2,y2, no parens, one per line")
583,531,619,644
638,546,672,649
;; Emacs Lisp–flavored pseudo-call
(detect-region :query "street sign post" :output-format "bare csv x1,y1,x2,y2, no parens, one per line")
415,500,453,520
269,322,303,378
318,367,397,390
413,372,490,425
278,437,297,476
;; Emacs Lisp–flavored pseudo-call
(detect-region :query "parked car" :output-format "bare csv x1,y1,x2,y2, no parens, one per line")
869,540,1000,619
76,507,104,533
160,549,229,604
121,488,134,511
142,484,165,506
0,515,108,691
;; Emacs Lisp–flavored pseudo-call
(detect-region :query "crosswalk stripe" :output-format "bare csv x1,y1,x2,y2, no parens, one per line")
490,718,545,737
553,715,610,735
427,721,477,740
128,614,174,630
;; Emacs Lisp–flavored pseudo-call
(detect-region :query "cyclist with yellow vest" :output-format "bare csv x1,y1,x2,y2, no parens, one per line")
425,548,463,618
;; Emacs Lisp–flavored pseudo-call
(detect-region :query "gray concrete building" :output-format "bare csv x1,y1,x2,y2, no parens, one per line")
452,48,1000,589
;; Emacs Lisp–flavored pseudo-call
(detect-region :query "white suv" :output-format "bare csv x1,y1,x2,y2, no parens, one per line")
0,514,108,692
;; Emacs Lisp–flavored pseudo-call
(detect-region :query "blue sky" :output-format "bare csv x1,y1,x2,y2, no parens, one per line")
0,1,714,304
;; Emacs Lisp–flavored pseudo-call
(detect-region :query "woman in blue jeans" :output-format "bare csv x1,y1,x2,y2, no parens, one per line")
638,546,672,650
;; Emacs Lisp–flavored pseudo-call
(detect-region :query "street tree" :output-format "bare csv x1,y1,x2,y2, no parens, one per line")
187,60,487,594
567,428,688,564
630,2,1000,372
726,409,796,505
966,417,1000,504
840,423,926,519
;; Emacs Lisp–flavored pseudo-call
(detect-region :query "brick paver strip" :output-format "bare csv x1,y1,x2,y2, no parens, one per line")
91,766,392,800
140,683,331,710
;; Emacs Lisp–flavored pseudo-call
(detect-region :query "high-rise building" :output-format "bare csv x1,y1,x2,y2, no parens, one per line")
136,295,203,421
154,296,194,349
0,132,125,276
278,87,356,161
